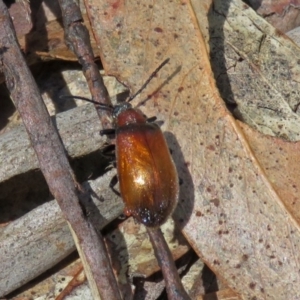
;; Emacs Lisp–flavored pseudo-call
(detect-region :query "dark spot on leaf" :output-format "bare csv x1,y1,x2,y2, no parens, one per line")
242,254,248,261
249,282,256,289
211,198,220,207
154,27,163,33
196,211,202,217
207,145,215,151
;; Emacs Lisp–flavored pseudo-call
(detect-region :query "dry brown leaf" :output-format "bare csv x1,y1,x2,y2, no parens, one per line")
239,121,300,223
19,14,98,63
198,0,300,141
193,5,300,296
7,3,98,66
82,0,300,299
248,0,300,33
195,0,300,241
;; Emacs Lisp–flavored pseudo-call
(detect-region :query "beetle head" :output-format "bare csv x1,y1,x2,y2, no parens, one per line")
112,102,133,119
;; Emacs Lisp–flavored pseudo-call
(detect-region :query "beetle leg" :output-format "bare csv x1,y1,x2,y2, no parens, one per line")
146,116,157,123
102,154,116,160
100,128,116,136
101,144,116,160
109,174,121,196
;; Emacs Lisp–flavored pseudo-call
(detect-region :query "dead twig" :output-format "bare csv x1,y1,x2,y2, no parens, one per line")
147,227,191,299
58,0,112,129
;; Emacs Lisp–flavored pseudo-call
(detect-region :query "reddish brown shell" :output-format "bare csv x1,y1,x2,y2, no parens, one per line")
116,120,179,227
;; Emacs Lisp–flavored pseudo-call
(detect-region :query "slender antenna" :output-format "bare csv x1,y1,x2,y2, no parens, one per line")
128,58,170,102
60,96,114,111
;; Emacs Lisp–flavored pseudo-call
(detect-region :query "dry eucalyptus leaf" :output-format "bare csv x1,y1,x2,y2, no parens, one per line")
83,0,300,298
5,7,98,69
193,7,300,290
195,4,300,295
20,14,98,63
238,121,300,226
248,0,300,33
194,0,300,230
203,0,300,141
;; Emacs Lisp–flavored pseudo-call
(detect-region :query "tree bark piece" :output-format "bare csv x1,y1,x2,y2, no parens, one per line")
0,103,104,183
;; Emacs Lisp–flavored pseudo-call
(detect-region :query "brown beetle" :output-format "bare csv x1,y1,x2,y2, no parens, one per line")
112,100,179,227
73,59,179,227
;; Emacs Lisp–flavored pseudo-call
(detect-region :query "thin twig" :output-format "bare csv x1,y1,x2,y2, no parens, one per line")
0,2,122,299
147,227,191,299
58,0,113,130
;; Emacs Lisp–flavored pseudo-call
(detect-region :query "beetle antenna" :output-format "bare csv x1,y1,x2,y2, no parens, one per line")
128,58,170,102
60,95,114,111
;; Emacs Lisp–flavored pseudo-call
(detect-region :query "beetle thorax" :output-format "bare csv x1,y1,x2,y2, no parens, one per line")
114,103,147,127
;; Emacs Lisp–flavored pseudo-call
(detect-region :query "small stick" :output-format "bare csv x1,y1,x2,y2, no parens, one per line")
58,0,112,130
147,227,191,299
